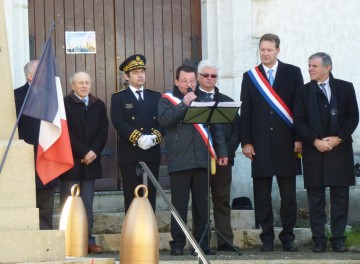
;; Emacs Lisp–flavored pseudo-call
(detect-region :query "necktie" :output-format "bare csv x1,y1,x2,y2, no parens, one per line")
82,98,88,106
136,90,144,108
319,83,328,100
205,92,213,101
268,69,274,86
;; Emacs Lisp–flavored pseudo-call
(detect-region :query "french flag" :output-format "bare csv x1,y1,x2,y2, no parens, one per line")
22,38,74,184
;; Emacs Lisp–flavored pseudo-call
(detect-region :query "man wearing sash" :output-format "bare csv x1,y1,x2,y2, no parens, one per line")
158,65,228,256
240,33,304,252
294,53,359,253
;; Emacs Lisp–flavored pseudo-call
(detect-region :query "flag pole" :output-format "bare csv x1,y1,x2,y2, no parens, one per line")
0,21,56,174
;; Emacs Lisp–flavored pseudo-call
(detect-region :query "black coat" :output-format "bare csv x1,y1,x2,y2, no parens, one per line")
111,88,165,164
195,86,241,165
294,74,359,188
60,92,109,181
240,60,304,178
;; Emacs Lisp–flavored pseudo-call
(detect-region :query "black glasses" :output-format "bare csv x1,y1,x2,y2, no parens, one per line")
199,73,217,79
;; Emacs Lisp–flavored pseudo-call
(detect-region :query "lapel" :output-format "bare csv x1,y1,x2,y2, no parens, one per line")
125,88,144,116
272,60,285,91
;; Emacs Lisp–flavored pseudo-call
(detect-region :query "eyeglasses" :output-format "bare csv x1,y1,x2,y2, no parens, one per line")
179,79,197,85
199,73,217,79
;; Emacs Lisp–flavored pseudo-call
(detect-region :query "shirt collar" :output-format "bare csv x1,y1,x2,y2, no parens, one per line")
199,87,215,95
73,92,89,102
262,60,279,77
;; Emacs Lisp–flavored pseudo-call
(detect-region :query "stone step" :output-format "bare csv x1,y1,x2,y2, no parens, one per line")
53,210,256,234
94,228,313,252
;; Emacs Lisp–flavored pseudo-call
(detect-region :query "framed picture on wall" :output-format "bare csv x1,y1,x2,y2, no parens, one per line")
65,31,96,54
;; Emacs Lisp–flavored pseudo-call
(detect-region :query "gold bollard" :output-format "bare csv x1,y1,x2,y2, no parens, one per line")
120,184,159,263
59,184,88,257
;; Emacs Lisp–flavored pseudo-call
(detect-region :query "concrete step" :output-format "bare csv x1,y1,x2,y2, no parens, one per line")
54,210,255,234
94,228,313,252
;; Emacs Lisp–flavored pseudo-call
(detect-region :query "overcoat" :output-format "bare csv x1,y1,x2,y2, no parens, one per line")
111,88,165,164
60,91,109,181
240,60,304,178
293,74,359,188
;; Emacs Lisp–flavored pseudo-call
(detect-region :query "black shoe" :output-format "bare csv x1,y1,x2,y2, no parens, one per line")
332,242,347,252
218,243,241,252
203,246,216,255
170,248,184,256
312,242,326,253
191,246,216,256
282,242,298,252
260,243,274,252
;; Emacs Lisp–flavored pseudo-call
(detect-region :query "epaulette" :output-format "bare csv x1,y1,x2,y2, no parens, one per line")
113,89,127,94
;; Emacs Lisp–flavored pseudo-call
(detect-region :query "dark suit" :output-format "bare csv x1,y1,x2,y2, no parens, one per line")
240,60,303,244
294,73,359,246
14,83,57,230
111,88,165,212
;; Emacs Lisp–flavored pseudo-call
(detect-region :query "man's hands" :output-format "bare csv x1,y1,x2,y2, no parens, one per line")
137,135,157,150
242,144,255,161
183,92,197,106
81,150,97,165
313,136,342,152
218,157,228,166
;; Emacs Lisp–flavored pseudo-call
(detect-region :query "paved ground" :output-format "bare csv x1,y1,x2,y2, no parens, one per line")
89,246,360,262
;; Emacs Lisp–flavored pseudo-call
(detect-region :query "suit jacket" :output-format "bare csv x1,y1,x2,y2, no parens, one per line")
240,60,304,178
111,88,165,164
195,86,241,165
294,74,359,188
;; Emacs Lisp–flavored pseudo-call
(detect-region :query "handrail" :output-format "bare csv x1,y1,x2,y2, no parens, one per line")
137,161,210,264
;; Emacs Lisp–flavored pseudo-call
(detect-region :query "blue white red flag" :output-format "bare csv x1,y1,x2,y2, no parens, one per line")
22,38,74,184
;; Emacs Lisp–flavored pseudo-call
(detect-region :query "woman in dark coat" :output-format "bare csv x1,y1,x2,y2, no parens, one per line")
294,52,359,253
59,72,108,254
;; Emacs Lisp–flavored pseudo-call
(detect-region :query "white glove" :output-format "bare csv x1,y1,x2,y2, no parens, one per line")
137,135,150,150
138,135,156,150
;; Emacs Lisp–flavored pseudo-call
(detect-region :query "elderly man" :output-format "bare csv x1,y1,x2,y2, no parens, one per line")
195,60,241,251
60,71,109,254
294,52,359,253
158,65,228,256
14,60,58,230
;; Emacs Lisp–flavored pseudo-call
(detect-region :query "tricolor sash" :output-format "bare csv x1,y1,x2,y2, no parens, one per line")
247,66,294,128
162,92,217,174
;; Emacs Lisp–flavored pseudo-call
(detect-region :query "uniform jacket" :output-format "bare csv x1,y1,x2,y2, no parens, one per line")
240,60,304,178
60,91,109,181
294,74,359,188
158,86,228,173
195,86,241,165
14,83,57,188
111,88,165,164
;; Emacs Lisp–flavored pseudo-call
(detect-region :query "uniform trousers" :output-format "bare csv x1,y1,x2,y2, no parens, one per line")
119,162,159,213
60,180,96,245
169,168,209,250
307,186,349,245
36,187,55,230
253,176,297,244
210,164,233,245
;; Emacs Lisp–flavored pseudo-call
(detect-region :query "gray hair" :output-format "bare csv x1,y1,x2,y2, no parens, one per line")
70,71,91,84
309,52,332,71
197,60,219,74
23,60,39,81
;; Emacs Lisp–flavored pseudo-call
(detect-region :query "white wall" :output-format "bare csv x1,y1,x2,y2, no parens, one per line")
201,0,360,207
4,0,29,88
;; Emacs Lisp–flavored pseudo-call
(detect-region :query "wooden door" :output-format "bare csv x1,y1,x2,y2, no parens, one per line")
28,0,201,190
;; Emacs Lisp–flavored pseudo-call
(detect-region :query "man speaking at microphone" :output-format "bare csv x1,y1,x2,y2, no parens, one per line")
158,65,228,256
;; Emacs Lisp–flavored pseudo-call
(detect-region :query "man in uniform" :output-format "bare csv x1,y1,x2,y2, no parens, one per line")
111,54,164,213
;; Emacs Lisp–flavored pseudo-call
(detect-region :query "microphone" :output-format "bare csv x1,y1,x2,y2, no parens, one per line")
187,87,193,93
